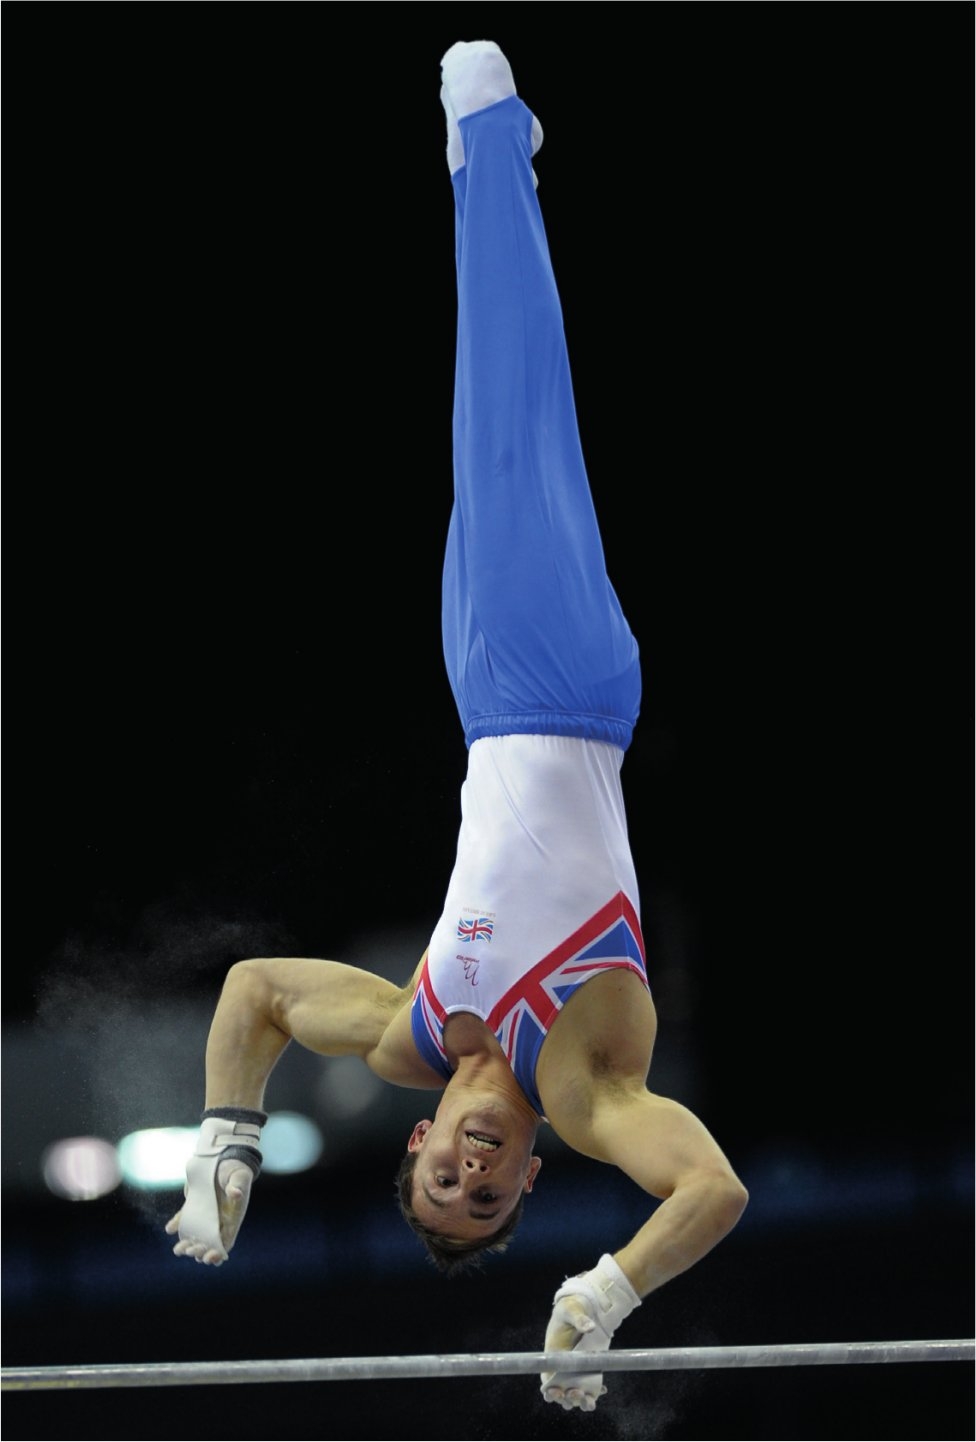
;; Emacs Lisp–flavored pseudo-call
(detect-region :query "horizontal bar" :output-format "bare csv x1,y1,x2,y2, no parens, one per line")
2,1340,972,1391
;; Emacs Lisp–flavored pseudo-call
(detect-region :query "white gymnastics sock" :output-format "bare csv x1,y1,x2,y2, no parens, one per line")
439,40,543,180
440,84,465,176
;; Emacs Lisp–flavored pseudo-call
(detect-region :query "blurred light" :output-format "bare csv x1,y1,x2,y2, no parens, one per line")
42,1137,122,1201
117,1127,196,1189
316,1054,385,1119
262,1112,323,1174
115,1115,323,1189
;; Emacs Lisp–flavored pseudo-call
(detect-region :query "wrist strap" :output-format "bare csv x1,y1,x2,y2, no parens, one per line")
218,1144,264,1179
590,1253,641,1314
196,1109,266,1179
202,1106,268,1127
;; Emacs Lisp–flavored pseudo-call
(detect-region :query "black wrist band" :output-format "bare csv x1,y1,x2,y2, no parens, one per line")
202,1106,268,1127
219,1143,264,1179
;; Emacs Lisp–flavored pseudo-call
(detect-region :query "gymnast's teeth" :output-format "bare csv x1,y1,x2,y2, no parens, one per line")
466,1131,500,1150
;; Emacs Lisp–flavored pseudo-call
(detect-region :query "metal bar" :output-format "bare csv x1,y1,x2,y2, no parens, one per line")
2,1340,973,1391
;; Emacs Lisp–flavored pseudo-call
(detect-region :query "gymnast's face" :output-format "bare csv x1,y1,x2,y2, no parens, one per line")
406,1116,542,1240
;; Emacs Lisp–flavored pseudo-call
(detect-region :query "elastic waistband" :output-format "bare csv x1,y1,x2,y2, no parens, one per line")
464,711,634,751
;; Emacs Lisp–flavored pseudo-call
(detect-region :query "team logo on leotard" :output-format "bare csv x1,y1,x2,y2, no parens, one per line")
456,954,481,985
456,915,494,944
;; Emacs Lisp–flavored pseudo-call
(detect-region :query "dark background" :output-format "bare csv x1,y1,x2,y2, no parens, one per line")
4,7,972,1441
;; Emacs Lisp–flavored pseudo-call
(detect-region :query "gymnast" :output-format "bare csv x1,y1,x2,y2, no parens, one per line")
166,40,748,1414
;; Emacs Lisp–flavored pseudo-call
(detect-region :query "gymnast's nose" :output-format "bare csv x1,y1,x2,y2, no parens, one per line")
463,1156,488,1172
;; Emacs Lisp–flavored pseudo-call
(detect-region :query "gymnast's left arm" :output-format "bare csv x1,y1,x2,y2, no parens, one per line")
539,1085,749,1411
165,955,417,1265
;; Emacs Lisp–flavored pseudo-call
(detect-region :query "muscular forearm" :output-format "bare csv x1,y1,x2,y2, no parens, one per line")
204,960,293,1110
552,1087,748,1302
613,1167,748,1299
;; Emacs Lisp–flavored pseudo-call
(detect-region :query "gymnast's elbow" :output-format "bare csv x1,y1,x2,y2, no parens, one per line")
215,958,280,1013
710,1166,749,1237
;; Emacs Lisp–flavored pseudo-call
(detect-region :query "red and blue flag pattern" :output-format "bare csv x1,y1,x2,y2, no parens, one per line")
412,892,647,1115
457,915,494,944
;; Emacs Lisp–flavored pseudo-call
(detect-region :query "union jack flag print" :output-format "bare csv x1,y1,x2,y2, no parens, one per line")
412,892,647,1117
457,915,494,944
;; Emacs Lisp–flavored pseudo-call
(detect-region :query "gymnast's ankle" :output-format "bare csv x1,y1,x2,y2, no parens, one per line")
439,41,543,182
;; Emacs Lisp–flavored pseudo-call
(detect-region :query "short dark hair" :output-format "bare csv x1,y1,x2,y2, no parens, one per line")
394,1150,525,1277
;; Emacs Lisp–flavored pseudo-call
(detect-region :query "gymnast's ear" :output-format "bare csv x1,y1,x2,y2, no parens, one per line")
524,1155,542,1193
407,1120,433,1152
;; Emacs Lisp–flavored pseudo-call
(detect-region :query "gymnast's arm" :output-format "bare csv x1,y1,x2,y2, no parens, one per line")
535,975,749,1409
554,1084,749,1295
166,955,437,1264
201,955,433,1107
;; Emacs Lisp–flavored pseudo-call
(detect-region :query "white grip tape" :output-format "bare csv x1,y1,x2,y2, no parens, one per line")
177,1117,263,1253
194,1116,263,1158
552,1252,641,1347
541,1253,642,1403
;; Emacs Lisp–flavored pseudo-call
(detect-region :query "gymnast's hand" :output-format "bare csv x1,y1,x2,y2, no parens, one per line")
164,1110,265,1266
540,1253,642,1412
165,1157,254,1265
540,1290,608,1411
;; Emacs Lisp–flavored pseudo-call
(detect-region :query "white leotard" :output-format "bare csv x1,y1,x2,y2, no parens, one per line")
411,734,648,1114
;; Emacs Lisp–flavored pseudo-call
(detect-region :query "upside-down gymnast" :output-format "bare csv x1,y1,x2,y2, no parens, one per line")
166,41,748,1413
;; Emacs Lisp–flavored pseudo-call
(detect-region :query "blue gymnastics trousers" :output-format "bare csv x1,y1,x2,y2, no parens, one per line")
443,96,642,751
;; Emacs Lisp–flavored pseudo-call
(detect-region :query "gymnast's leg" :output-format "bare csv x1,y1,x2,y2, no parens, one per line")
439,44,641,750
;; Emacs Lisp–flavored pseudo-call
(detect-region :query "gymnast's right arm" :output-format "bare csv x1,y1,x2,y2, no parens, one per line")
165,956,429,1265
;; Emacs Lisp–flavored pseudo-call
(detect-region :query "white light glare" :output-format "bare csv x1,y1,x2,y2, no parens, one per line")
261,1112,324,1174
116,1113,324,1190
42,1137,122,1201
117,1127,196,1189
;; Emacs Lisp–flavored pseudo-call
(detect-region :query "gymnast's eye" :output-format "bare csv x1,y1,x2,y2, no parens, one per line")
435,1175,455,1188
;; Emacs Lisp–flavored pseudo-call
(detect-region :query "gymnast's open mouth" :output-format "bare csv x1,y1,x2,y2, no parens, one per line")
465,1130,501,1151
